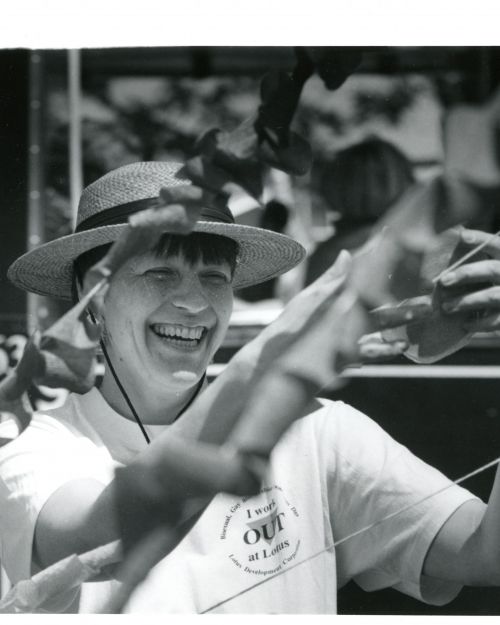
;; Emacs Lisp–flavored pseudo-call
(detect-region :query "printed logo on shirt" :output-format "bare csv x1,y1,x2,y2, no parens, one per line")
220,484,301,577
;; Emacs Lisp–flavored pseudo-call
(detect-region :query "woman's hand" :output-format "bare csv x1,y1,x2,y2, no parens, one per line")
438,228,500,333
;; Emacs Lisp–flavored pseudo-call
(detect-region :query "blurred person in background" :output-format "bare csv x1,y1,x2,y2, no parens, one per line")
305,136,415,286
236,200,290,303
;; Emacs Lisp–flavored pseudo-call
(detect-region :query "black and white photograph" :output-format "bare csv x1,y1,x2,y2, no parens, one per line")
1,3,500,618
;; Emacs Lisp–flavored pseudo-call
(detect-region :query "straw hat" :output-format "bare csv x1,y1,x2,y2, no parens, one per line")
8,161,306,300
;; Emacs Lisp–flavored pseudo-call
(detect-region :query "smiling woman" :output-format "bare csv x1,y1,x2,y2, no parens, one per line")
70,231,240,426
97,243,235,425
0,161,307,612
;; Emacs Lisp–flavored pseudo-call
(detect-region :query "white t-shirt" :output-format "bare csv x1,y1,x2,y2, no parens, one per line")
0,388,478,613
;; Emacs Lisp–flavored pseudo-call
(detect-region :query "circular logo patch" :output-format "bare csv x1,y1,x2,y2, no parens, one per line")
219,484,301,577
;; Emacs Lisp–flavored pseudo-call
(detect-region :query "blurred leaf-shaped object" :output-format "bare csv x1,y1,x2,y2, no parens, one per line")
101,527,181,614
0,540,121,613
182,59,319,203
228,289,368,457
2,334,45,400
37,283,104,393
112,254,356,563
256,68,312,176
0,393,34,444
108,434,262,612
302,47,363,90
83,192,203,307
115,433,262,552
181,47,363,205
132,187,203,233
258,127,312,177
184,128,264,200
259,69,306,132
0,278,103,439
350,227,429,309
381,294,474,364
378,228,492,363
0,335,46,441
349,174,494,309
106,433,272,613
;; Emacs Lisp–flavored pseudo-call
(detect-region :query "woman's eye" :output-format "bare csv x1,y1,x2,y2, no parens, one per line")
202,271,230,284
144,269,176,281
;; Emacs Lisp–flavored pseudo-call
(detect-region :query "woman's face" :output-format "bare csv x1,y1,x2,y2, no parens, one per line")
100,248,234,393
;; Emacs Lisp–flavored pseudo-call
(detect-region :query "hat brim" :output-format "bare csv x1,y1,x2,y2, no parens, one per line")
8,222,306,300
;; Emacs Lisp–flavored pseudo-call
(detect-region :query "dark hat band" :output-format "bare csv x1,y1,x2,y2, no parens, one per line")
75,197,235,233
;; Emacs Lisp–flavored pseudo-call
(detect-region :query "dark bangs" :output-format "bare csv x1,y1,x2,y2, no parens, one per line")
153,232,239,274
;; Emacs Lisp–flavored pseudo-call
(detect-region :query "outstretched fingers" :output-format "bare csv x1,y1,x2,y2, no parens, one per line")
357,332,408,361
298,250,352,307
463,312,500,333
457,228,500,260
439,259,500,289
437,246,500,333
441,285,500,314
370,297,433,330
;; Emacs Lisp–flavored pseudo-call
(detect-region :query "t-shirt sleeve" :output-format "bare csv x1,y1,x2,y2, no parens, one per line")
0,413,115,586
318,400,481,605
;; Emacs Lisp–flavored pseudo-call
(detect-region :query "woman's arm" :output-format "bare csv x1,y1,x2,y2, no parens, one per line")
423,467,500,586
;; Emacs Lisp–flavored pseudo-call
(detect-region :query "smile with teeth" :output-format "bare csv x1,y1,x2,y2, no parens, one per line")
151,323,207,346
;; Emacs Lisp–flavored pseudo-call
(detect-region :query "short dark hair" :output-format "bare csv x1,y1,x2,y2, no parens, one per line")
72,231,239,303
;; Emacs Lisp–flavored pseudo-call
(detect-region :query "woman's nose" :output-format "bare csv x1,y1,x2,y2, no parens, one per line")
170,276,209,313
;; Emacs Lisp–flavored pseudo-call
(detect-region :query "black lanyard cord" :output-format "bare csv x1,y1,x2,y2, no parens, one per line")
75,266,150,444
99,335,206,441
99,337,151,444
173,372,206,423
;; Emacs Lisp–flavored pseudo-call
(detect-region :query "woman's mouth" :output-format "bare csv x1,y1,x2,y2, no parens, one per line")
150,323,208,349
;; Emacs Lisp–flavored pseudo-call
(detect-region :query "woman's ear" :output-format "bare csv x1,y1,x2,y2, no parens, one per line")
75,275,106,323
85,307,98,324
86,302,106,332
